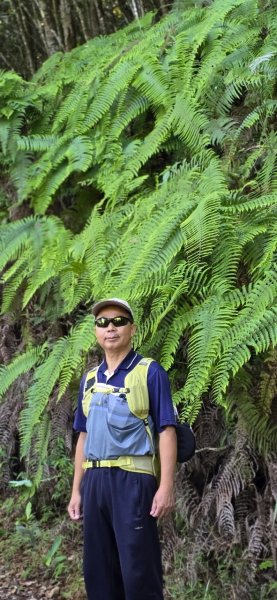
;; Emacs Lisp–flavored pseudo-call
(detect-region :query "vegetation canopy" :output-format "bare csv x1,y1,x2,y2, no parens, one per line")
0,1,276,596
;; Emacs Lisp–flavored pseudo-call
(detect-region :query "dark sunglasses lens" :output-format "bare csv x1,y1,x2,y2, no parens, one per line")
95,317,109,328
95,316,131,328
112,317,130,327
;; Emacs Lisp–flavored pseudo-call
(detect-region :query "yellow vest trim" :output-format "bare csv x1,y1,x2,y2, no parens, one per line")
82,366,98,417
82,455,155,476
124,358,152,419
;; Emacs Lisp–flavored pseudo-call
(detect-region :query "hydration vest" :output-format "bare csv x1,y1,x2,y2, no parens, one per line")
81,358,158,476
82,357,153,421
81,357,196,474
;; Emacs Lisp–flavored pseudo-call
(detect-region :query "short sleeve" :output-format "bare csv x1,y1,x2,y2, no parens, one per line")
147,361,176,434
73,373,87,432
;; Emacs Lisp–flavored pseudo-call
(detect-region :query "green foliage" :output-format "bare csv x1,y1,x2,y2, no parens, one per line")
0,0,276,483
43,534,67,579
19,316,94,458
0,345,47,399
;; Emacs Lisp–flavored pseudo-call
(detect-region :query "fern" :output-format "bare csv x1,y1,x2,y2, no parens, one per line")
27,411,51,490
20,316,94,457
0,346,47,400
0,0,277,482
0,217,38,273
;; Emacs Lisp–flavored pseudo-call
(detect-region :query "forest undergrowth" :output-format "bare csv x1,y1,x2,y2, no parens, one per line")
1,460,276,600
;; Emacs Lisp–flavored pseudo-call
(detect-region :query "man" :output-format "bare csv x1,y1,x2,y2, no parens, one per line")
68,298,177,600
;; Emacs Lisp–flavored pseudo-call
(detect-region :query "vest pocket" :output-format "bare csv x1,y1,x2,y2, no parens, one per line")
107,393,134,429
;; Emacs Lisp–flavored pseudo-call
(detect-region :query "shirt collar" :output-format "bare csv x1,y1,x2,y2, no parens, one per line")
98,348,137,374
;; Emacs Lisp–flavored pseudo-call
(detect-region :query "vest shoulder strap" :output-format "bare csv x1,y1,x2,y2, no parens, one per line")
82,366,98,417
124,357,153,420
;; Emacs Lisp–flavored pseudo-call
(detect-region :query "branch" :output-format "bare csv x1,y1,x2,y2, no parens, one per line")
195,445,231,453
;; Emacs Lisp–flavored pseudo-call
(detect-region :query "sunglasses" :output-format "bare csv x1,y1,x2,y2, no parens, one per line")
95,316,132,328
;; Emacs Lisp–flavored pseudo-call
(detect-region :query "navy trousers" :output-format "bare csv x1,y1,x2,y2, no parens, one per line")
82,468,164,600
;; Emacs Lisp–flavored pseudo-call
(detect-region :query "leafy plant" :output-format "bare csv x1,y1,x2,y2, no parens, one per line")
0,4,276,595
1,0,276,472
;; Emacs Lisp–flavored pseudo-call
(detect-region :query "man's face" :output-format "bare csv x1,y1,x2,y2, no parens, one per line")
94,305,136,354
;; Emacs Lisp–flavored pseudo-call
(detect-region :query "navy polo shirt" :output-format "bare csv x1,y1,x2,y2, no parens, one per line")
73,348,176,434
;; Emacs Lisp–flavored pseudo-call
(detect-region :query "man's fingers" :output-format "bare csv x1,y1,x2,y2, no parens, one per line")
150,489,175,518
68,503,82,520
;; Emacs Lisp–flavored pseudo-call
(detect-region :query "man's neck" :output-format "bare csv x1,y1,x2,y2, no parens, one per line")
105,347,132,375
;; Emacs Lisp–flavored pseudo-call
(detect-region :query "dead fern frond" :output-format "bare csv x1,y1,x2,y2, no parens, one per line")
0,373,30,486
48,388,73,454
217,493,235,540
234,488,256,546
175,464,200,527
200,437,257,517
159,514,179,574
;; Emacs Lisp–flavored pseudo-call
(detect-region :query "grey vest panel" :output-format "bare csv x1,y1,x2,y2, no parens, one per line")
84,390,155,460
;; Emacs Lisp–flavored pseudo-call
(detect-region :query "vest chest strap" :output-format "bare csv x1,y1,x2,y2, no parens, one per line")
92,385,129,395
82,455,156,476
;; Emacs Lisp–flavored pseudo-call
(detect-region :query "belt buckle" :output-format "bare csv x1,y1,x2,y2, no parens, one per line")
92,460,100,467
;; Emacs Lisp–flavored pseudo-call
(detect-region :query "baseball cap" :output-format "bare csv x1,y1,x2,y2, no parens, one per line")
91,298,134,321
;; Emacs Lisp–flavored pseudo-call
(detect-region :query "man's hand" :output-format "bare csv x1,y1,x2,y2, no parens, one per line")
150,484,175,519
68,492,82,521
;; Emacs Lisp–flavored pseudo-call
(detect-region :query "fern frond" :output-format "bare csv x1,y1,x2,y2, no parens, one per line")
0,345,47,400
223,193,277,214
64,136,94,172
53,84,89,132
124,109,174,180
57,315,95,399
1,260,29,313
82,61,141,131
27,411,51,489
184,300,236,399
132,57,171,109
0,216,37,271
17,135,59,153
19,316,94,457
109,92,150,139
213,306,277,405
33,165,70,214
228,388,277,453
172,94,209,154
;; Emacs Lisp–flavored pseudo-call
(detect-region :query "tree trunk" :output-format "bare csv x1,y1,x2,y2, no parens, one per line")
60,0,73,51
9,0,35,75
129,0,140,19
33,0,61,54
93,0,106,34
72,0,89,42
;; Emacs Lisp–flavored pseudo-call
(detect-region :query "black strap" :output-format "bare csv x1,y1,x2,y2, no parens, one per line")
85,375,96,393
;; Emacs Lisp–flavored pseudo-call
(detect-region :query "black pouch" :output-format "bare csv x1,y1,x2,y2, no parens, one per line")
176,422,196,463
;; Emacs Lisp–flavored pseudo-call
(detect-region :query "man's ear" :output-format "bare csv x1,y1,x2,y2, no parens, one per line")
131,323,136,337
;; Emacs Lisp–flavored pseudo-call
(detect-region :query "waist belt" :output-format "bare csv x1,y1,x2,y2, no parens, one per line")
82,455,155,475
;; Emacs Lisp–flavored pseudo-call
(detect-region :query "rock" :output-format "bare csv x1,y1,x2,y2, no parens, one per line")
46,586,60,599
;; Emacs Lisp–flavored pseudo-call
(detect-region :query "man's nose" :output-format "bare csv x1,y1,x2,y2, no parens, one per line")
107,321,116,331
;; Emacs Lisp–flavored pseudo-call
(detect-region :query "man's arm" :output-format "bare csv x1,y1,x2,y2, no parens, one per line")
68,431,87,521
150,425,177,519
